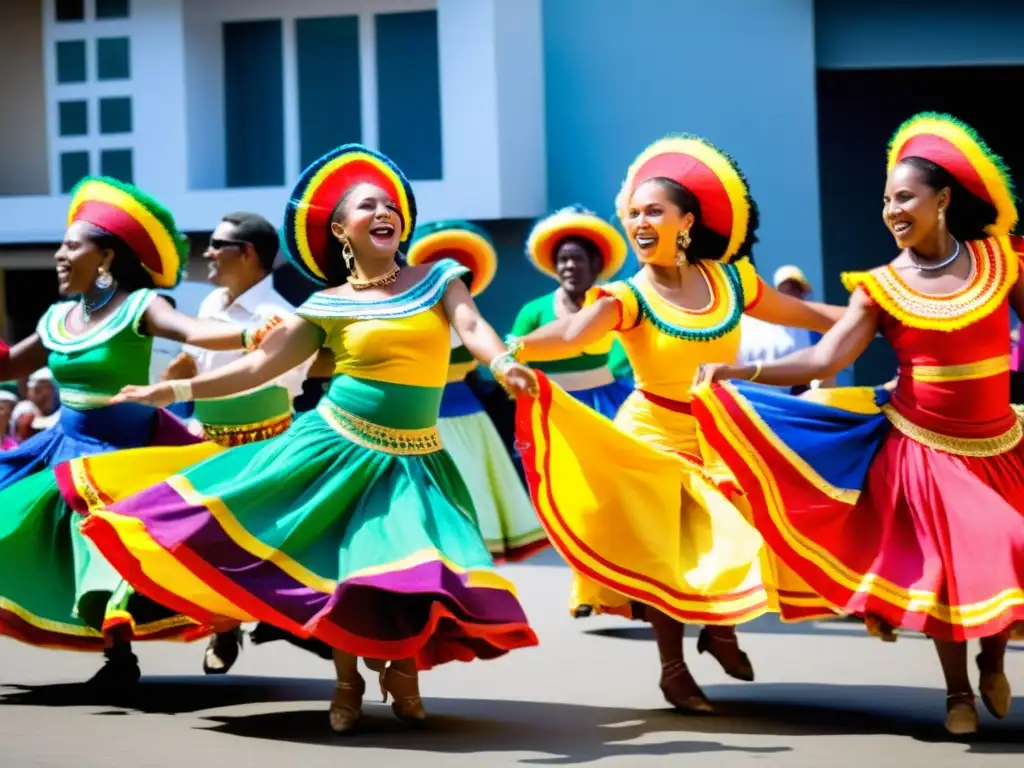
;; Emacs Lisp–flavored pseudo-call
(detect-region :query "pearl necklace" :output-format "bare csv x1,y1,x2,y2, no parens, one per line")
909,239,960,272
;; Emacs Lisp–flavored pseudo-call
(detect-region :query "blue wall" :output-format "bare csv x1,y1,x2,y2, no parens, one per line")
541,0,823,293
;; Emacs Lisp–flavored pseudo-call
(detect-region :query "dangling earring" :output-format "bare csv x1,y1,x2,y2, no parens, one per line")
95,270,113,290
340,239,354,271
675,230,691,266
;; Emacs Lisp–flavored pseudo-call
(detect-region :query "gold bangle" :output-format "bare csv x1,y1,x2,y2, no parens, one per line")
748,362,763,383
168,380,194,402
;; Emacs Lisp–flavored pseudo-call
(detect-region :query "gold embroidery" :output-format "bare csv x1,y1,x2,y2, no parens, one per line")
842,237,1018,331
883,405,1022,457
317,400,442,455
202,415,292,447
71,460,103,511
911,355,1010,383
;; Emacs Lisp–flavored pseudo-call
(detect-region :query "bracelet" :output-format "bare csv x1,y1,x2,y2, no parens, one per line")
489,351,517,379
748,362,763,383
241,328,252,351
502,335,524,362
168,380,194,403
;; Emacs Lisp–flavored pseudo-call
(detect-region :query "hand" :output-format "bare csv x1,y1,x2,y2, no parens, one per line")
110,382,175,407
501,363,539,399
692,363,734,388
161,352,197,381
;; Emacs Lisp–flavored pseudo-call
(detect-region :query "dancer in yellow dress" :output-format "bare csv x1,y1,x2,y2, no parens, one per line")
506,135,844,710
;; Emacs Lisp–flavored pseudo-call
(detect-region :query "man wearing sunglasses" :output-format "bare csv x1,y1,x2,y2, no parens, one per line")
164,211,314,675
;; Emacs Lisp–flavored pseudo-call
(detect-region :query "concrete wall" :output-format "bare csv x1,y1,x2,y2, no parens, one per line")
542,0,824,291
0,0,49,196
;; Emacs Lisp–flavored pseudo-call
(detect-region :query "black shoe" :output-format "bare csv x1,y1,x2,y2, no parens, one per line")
203,628,242,675
573,604,594,619
88,645,141,688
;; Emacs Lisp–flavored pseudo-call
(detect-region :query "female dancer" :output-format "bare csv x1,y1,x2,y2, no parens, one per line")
407,219,546,560
507,135,844,710
0,177,244,684
63,145,538,733
513,205,633,616
690,113,1024,735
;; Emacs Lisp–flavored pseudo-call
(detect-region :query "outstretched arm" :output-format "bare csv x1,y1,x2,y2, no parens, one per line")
143,295,268,351
699,289,879,387
443,280,535,397
747,282,845,333
0,334,49,381
514,297,620,363
113,315,323,406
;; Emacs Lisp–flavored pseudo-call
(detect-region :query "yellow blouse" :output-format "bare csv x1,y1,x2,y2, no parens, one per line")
589,258,762,402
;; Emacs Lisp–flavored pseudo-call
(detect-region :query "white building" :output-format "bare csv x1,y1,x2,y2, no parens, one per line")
0,0,546,337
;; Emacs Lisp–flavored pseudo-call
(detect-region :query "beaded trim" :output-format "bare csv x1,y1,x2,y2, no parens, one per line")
883,405,1022,457
841,237,1017,331
298,259,468,320
625,262,744,341
202,414,292,447
910,355,1010,383
316,400,442,455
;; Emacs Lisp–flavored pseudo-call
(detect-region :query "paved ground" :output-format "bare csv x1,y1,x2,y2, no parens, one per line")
2,549,1023,767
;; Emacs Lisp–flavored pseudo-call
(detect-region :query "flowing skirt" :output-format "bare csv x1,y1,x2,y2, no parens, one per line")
692,382,1024,641
438,381,547,561
66,388,539,669
0,404,213,650
516,373,833,624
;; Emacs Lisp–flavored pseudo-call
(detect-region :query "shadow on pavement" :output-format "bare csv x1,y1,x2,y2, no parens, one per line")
1,676,1022,759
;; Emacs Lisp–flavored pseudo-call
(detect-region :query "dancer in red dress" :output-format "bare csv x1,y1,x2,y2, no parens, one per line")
691,113,1024,735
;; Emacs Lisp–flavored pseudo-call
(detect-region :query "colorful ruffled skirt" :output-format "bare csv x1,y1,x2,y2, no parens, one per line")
438,380,547,561
516,373,833,623
692,382,1024,641
65,376,538,669
0,403,213,650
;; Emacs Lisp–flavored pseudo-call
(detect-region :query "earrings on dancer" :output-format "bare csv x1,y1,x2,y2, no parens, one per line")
675,229,692,266
95,269,113,290
340,238,355,271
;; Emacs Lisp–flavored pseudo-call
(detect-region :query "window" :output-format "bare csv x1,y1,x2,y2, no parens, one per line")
99,97,132,134
222,20,285,187
55,0,85,22
56,40,87,84
375,11,442,181
60,151,90,193
97,37,130,80
296,16,361,167
100,149,133,183
58,101,89,136
96,0,130,19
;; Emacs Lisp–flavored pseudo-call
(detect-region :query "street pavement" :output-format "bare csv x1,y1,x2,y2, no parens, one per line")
1,549,1022,767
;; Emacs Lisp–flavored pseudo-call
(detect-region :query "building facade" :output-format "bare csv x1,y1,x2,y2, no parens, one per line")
2,0,1023,383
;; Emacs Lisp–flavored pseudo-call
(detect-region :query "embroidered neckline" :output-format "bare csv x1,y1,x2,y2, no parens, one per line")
298,259,469,320
841,237,1017,331
40,289,154,353
626,261,744,341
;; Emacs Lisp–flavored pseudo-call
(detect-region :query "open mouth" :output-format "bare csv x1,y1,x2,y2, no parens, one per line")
55,264,70,280
634,233,658,250
891,220,912,235
369,223,396,243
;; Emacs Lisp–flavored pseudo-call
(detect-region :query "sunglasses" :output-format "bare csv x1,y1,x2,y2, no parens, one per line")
208,237,250,251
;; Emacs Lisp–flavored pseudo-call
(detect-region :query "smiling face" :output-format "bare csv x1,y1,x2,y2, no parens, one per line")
554,238,600,295
54,221,111,297
331,183,404,266
883,161,949,250
624,179,695,267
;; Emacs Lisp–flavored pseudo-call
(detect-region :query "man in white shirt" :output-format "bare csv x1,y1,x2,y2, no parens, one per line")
165,212,314,673
737,265,834,394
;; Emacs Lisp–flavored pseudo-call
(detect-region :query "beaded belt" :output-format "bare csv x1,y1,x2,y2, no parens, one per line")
202,414,292,447
317,399,442,455
883,405,1022,458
